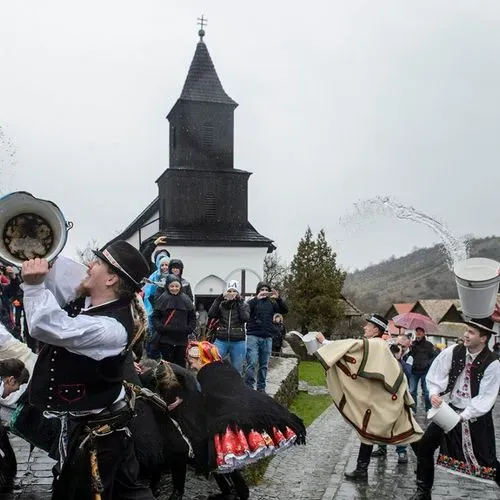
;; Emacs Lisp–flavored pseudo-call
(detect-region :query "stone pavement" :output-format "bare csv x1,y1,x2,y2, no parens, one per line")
8,392,500,499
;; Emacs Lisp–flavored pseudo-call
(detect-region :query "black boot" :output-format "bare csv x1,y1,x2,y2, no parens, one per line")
207,494,239,500
344,460,369,481
167,490,184,500
371,446,387,458
408,480,432,500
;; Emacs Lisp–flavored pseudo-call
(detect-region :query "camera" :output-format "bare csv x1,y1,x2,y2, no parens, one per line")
390,343,402,357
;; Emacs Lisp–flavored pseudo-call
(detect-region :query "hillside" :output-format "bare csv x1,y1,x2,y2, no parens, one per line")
343,236,500,314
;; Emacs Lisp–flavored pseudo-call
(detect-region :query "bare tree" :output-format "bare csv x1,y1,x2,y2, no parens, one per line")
75,238,99,265
263,252,289,292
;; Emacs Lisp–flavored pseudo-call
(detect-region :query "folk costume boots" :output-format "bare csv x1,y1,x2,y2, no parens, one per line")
408,480,432,500
344,443,371,481
371,445,387,458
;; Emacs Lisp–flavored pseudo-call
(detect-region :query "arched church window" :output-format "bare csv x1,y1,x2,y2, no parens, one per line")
204,193,216,219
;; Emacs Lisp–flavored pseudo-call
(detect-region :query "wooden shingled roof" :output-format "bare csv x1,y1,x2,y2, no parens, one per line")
179,39,237,106
340,294,363,317
415,299,461,323
437,322,466,339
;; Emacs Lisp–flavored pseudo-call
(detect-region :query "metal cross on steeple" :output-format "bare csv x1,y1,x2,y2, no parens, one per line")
197,15,207,40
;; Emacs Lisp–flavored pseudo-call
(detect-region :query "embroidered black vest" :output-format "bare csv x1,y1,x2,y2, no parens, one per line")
29,298,134,412
440,344,497,398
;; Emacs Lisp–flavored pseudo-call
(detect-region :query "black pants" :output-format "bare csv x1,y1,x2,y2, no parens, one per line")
414,422,444,488
0,426,16,491
213,471,249,499
357,442,373,464
53,420,155,500
159,343,186,368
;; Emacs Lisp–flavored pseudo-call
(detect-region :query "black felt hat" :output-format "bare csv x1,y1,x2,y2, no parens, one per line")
462,315,496,335
93,240,149,290
366,313,389,333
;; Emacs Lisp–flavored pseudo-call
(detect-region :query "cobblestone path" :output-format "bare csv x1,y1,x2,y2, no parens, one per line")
8,389,500,499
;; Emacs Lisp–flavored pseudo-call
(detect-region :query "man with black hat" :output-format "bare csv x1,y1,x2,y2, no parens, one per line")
409,316,500,499
318,313,419,480
21,240,155,499
343,314,394,480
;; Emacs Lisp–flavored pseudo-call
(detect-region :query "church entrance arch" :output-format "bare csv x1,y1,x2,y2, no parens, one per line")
194,274,226,311
225,268,262,298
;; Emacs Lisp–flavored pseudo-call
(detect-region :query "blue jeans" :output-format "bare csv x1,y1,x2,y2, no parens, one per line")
146,316,162,360
244,335,272,391
377,444,407,453
214,339,247,375
409,371,431,411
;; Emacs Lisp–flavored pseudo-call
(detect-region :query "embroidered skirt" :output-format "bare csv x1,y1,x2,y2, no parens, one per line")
437,411,498,484
213,425,297,473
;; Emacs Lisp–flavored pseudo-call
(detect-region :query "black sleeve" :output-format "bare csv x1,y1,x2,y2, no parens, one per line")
237,300,250,323
183,283,194,302
186,304,197,334
208,295,223,318
141,241,155,269
247,297,258,315
153,309,165,333
275,297,289,314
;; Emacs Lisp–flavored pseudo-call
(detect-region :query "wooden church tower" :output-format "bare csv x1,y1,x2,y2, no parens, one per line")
109,21,273,299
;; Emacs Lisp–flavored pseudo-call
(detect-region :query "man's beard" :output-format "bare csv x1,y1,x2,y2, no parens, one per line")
75,279,91,299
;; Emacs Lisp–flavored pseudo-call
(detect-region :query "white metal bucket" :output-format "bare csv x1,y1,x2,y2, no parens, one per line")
302,332,320,355
427,401,460,433
453,258,500,319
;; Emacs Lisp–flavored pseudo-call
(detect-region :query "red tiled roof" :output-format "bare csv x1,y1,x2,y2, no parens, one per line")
394,303,415,314
387,319,405,336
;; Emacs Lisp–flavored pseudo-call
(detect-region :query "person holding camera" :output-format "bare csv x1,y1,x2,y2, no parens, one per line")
244,282,288,392
208,280,250,375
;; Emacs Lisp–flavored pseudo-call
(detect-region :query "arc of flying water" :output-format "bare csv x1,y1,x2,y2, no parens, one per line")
340,196,469,270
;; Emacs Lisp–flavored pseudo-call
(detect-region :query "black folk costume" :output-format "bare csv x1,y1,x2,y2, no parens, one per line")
413,322,500,498
187,342,306,474
22,241,155,500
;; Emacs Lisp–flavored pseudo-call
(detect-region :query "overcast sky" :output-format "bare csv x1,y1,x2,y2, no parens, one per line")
1,1,499,271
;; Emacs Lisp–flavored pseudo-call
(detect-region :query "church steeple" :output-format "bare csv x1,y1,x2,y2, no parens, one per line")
156,21,272,251
178,18,236,106
166,21,237,171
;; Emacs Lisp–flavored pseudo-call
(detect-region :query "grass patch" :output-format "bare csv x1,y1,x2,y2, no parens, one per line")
289,392,332,427
242,456,272,486
243,361,331,485
244,391,332,485
298,361,327,387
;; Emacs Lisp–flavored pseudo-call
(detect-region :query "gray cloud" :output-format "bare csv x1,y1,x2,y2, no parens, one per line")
1,0,499,271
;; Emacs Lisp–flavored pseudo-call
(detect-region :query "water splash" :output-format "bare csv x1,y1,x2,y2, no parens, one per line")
0,125,17,194
340,196,468,269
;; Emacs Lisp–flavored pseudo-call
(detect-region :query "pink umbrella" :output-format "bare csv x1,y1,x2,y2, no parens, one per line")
392,312,439,333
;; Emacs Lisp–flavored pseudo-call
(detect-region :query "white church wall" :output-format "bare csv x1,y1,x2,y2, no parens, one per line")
167,245,267,296
123,221,268,296
125,212,160,249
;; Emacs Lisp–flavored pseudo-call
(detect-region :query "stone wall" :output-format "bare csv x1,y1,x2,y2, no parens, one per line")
265,354,299,408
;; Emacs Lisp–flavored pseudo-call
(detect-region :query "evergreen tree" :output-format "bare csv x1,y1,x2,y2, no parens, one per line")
285,228,346,333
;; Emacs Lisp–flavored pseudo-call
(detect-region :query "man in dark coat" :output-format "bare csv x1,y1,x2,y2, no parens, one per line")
244,282,288,392
409,327,435,412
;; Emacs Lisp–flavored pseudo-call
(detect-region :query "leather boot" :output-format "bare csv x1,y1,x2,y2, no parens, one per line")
167,490,184,500
408,480,432,500
344,461,369,481
371,446,387,458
